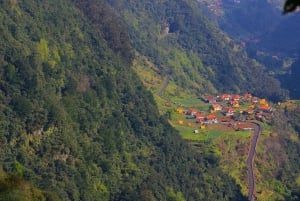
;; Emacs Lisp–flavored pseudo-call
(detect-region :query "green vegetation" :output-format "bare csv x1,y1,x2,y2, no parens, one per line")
0,0,299,201
0,0,248,200
106,0,287,101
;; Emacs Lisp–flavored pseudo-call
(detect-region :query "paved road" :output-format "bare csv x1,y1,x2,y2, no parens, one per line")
247,123,261,201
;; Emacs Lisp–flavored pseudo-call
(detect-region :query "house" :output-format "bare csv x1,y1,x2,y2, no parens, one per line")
232,94,240,101
252,97,259,103
235,123,254,131
244,93,252,101
212,103,222,111
165,101,171,107
178,120,184,125
195,113,205,120
220,94,231,101
203,95,217,103
260,105,272,112
205,114,218,123
230,100,240,108
195,113,205,123
224,107,234,116
186,109,197,116
255,112,263,120
260,98,267,106
177,108,184,114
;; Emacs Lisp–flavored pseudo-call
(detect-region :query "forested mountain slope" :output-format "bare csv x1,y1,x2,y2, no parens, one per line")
0,0,247,200
105,0,286,101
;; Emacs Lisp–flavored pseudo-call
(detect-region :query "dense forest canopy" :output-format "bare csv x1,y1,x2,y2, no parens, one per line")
0,0,247,200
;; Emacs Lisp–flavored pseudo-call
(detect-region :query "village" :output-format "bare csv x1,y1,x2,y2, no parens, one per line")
165,93,273,133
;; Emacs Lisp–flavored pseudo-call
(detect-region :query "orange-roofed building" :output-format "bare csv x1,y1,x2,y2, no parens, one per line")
260,105,271,112
260,98,267,106
244,93,252,101
186,109,197,115
220,94,231,101
231,100,240,108
195,113,205,120
232,94,240,101
177,108,184,114
252,97,259,103
225,107,234,116
204,95,217,103
206,114,216,120
205,114,218,123
212,103,222,111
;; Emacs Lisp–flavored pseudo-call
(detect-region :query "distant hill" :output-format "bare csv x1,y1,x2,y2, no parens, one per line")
197,0,283,38
259,14,300,55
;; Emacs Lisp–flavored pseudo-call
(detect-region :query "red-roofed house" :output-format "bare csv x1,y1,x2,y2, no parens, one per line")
204,95,217,103
220,94,231,101
232,94,240,101
225,107,234,116
244,93,252,101
195,113,205,120
186,109,197,116
260,105,272,112
212,103,222,111
230,100,240,108
205,114,218,123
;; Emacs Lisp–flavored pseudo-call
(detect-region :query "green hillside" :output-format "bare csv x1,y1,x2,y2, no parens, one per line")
0,0,247,200
105,0,286,101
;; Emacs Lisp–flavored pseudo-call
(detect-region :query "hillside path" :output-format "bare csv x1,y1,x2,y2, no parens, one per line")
247,123,261,201
157,75,170,98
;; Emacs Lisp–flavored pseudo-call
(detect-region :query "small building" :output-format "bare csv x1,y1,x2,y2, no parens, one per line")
232,94,241,101
205,114,218,124
165,101,171,107
212,103,222,111
231,100,240,108
177,108,184,114
252,97,259,103
195,113,205,120
255,112,263,119
220,94,231,101
260,98,267,106
235,123,254,131
203,95,217,103
225,107,234,116
260,105,272,112
244,93,252,101
186,109,197,116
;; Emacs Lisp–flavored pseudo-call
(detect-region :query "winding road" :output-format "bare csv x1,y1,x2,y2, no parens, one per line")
247,123,261,201
156,75,261,201
157,75,170,98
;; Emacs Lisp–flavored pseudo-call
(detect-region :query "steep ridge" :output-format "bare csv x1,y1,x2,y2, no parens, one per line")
0,0,247,200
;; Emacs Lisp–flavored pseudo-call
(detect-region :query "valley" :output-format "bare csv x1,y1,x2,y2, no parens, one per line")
133,52,300,200
1,0,300,200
